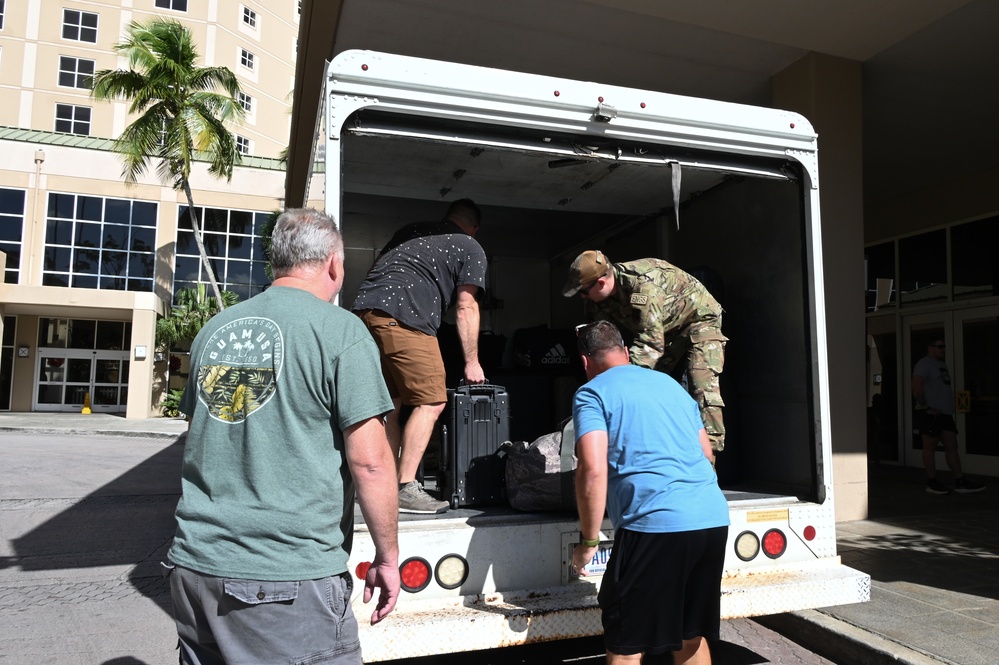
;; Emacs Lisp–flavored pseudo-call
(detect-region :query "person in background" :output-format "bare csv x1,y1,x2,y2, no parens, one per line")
353,199,488,514
913,338,985,495
563,250,727,460
571,320,729,664
167,208,400,664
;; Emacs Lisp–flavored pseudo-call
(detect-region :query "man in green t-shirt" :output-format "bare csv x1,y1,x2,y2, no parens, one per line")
167,209,400,664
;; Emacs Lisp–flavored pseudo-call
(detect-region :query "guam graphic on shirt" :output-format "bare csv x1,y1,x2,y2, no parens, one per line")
195,317,283,423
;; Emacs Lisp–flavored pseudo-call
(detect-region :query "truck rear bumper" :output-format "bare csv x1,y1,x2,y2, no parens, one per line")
354,562,870,661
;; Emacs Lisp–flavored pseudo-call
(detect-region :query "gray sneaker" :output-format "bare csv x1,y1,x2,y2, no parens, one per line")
398,481,449,514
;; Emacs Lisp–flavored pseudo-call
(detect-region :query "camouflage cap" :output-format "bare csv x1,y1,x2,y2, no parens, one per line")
562,250,610,297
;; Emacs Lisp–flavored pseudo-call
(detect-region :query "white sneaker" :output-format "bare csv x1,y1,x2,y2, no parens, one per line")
398,481,449,514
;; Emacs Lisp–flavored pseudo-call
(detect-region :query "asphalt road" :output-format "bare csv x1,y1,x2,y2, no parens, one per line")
0,432,838,664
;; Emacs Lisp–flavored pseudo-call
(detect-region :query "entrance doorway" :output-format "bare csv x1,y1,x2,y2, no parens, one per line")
902,307,999,476
35,349,129,413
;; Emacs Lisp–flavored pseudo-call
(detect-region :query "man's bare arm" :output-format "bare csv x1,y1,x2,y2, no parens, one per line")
455,284,485,383
344,416,400,624
572,429,608,575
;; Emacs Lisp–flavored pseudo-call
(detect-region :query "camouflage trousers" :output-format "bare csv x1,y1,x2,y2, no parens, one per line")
655,317,727,452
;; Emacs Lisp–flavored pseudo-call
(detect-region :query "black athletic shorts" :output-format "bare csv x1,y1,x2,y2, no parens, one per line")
915,410,958,437
598,525,728,656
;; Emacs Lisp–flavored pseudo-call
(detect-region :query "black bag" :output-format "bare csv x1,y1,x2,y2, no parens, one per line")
438,383,510,509
505,418,576,512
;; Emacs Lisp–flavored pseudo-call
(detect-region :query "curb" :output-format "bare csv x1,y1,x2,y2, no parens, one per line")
757,610,952,665
0,427,185,441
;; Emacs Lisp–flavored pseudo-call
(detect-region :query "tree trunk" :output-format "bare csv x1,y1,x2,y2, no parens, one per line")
181,179,225,310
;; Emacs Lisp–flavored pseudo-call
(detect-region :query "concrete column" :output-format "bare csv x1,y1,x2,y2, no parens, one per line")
774,53,868,521
126,298,160,419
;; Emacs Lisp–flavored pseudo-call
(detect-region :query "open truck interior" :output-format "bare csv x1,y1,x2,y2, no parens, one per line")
334,108,819,503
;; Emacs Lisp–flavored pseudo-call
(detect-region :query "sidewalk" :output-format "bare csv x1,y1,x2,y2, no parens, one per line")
1,412,997,664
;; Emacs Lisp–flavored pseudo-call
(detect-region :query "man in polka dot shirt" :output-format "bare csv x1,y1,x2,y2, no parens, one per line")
353,199,488,514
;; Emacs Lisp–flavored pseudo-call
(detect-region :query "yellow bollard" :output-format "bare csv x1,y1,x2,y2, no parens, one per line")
82,392,92,415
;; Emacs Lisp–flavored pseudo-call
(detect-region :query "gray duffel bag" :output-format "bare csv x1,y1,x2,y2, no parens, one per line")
504,418,576,512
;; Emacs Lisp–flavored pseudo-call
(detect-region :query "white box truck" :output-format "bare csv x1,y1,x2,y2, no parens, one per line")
321,50,869,662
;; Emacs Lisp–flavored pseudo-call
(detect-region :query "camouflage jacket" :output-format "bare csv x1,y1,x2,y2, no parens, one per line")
585,258,724,369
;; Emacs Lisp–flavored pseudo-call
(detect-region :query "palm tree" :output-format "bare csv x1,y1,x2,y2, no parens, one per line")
91,19,245,310
156,283,240,350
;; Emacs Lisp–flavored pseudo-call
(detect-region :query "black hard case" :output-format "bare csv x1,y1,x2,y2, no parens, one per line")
438,383,510,509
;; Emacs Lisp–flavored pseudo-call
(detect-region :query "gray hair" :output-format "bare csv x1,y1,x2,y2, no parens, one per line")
576,320,625,358
269,208,344,278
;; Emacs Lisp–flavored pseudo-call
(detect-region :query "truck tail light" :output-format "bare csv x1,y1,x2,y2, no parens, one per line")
734,531,760,561
762,529,788,559
400,557,432,592
434,554,469,590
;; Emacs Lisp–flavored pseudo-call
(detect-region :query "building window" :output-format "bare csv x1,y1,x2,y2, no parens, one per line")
952,215,999,300
62,9,98,43
54,104,91,136
238,92,253,113
864,242,895,312
0,0,6,30
58,56,96,89
242,6,257,28
43,193,157,292
235,135,251,155
155,0,188,11
899,229,947,306
175,206,271,302
240,49,255,70
0,188,26,284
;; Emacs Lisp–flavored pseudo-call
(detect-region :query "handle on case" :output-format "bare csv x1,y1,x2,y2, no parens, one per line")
440,423,449,471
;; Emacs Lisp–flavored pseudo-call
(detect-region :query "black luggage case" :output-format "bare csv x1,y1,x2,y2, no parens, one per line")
438,383,510,509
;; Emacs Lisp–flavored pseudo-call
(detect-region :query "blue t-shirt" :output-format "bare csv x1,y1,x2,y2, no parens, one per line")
573,364,729,533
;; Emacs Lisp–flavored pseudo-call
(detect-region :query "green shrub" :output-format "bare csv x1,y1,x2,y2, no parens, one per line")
161,389,186,418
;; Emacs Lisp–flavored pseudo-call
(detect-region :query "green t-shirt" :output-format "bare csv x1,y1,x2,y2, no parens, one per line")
168,286,393,581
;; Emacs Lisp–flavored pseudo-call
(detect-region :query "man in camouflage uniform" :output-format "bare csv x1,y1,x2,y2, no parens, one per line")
563,250,727,456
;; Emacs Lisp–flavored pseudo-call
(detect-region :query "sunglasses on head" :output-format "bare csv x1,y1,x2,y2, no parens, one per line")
575,323,594,355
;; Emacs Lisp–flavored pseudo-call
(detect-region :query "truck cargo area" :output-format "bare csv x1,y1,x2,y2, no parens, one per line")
336,110,820,500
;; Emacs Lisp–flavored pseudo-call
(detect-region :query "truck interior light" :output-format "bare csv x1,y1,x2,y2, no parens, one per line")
435,554,470,590
762,529,788,559
803,525,816,541
355,561,371,581
734,531,760,562
400,557,432,592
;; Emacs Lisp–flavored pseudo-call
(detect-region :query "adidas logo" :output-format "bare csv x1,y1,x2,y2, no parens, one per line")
541,343,571,365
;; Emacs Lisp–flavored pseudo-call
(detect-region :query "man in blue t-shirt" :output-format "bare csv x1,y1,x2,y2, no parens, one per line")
572,320,729,665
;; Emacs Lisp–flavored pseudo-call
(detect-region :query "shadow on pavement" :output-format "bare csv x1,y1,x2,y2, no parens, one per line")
4,434,186,616
840,462,999,601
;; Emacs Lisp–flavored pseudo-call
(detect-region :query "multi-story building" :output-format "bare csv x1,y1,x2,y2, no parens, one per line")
0,1,319,417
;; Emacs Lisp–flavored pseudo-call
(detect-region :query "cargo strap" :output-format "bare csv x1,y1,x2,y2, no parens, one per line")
671,161,681,230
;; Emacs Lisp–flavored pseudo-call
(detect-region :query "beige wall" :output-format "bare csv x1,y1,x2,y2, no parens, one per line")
0,0,297,160
774,53,869,522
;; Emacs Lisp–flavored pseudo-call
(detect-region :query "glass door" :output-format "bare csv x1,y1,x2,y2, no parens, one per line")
902,314,947,470
903,307,999,477
35,349,129,413
954,306,999,476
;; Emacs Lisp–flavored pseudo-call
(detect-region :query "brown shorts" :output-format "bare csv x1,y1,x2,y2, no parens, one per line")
356,309,447,405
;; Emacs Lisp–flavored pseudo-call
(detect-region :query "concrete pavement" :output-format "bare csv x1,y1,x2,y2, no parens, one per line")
1,411,997,664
